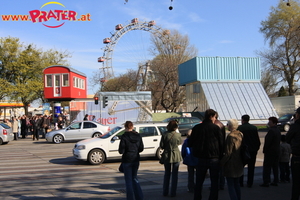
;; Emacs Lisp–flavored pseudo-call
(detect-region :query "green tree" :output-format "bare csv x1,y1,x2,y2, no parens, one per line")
0,37,71,115
259,0,300,95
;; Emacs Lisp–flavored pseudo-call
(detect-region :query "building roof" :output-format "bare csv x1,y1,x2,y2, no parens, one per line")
200,81,278,120
44,65,86,77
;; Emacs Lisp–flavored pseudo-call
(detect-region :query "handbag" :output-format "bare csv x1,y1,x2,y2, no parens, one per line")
119,163,124,173
240,133,251,166
159,132,176,165
159,154,165,164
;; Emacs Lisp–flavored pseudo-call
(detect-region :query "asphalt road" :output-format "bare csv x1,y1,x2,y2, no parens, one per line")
0,131,293,200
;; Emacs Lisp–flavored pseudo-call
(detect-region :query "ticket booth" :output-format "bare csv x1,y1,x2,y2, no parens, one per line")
43,65,87,101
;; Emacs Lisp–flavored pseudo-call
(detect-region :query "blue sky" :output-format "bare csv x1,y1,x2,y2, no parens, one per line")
0,0,282,95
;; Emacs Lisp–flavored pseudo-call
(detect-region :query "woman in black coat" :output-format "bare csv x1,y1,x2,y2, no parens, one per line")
118,121,144,200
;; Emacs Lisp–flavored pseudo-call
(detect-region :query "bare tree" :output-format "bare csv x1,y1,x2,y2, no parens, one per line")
259,0,300,95
100,69,138,91
149,30,198,112
260,67,279,97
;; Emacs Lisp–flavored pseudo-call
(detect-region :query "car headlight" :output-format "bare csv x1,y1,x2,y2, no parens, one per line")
76,145,85,150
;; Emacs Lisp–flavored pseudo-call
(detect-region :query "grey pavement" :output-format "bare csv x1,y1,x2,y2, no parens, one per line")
0,133,293,200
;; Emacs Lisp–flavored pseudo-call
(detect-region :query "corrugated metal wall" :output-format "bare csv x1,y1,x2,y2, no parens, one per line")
179,56,261,86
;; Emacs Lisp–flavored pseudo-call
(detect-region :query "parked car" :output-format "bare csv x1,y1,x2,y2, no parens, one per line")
45,121,110,144
162,117,202,136
73,122,171,165
277,113,294,132
0,123,14,145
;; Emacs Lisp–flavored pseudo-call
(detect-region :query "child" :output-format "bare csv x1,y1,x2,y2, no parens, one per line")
279,134,292,183
181,129,198,192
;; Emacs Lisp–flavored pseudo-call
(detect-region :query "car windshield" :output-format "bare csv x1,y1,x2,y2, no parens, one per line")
100,126,122,139
279,114,293,120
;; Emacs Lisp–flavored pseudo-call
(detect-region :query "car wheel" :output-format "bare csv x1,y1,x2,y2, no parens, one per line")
0,138,3,145
88,149,105,165
156,147,163,159
92,132,102,138
284,124,290,132
53,134,63,144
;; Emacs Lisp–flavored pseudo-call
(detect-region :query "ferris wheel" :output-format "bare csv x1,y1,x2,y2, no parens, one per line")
98,18,170,83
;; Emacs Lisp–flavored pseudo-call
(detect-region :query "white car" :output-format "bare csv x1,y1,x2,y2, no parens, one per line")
0,123,14,145
73,122,169,165
45,121,110,144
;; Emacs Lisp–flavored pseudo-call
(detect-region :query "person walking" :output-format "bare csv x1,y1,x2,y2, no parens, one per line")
42,115,50,138
221,119,244,200
12,117,19,140
31,115,42,141
118,121,144,200
188,109,224,200
181,129,198,193
237,114,261,188
279,134,291,183
260,117,281,187
160,120,182,197
57,116,64,129
20,115,27,139
286,107,300,200
17,116,21,138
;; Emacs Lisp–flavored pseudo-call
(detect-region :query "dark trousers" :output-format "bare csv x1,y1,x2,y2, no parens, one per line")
194,158,220,200
262,153,279,184
219,167,225,189
32,129,39,140
226,177,241,200
279,162,290,182
163,162,180,196
291,156,300,200
123,161,143,200
13,132,18,140
187,165,196,192
240,151,257,186
21,127,27,138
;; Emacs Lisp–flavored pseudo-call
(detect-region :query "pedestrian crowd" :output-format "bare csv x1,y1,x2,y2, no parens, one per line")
118,108,300,200
2,112,70,140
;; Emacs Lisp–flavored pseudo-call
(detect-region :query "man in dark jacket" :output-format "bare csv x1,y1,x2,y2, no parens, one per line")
286,107,300,200
260,117,281,187
188,109,224,200
238,114,261,188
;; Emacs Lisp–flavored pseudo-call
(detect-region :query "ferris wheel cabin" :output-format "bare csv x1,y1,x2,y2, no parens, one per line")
115,24,123,30
43,65,87,101
148,20,155,27
98,57,105,62
103,38,111,44
131,18,138,23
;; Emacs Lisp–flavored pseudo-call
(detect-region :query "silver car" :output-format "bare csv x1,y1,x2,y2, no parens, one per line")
0,123,14,145
45,121,110,144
